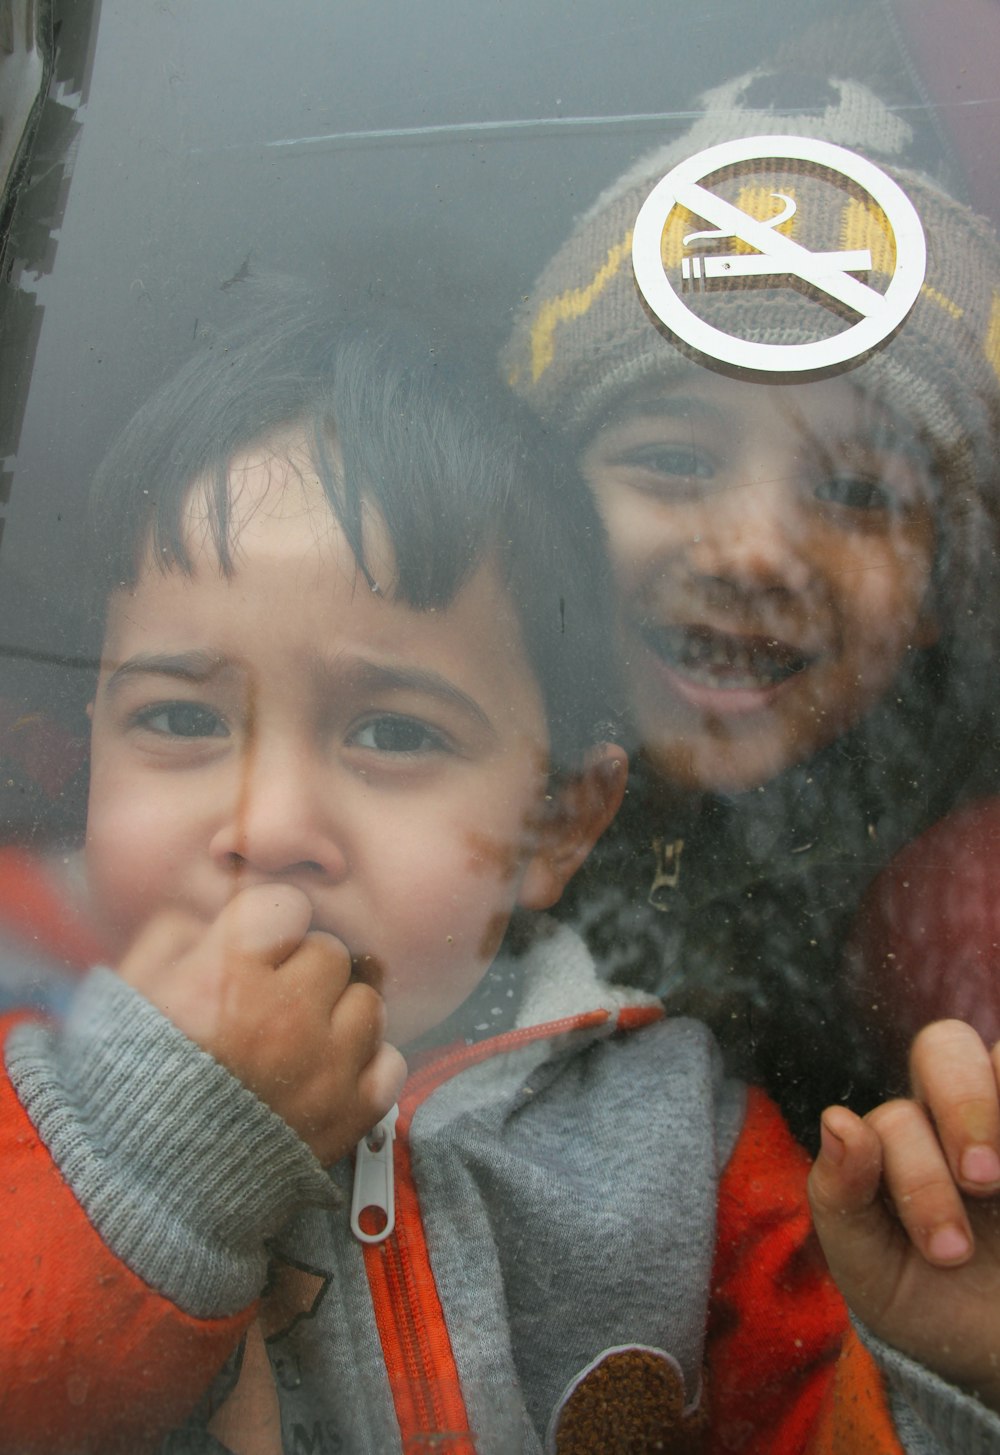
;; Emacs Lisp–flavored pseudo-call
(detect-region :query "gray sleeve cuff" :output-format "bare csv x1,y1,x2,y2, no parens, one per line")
858,1319,1000,1453
5,967,338,1318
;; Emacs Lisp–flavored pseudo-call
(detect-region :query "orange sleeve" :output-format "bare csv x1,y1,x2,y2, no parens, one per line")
706,1086,904,1454
0,1012,254,1455
0,849,104,970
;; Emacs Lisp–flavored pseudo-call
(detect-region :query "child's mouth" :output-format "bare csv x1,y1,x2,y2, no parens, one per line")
351,951,386,993
640,623,813,698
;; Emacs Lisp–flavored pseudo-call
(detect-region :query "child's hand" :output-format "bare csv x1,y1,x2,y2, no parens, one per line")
809,1019,1000,1409
116,884,407,1165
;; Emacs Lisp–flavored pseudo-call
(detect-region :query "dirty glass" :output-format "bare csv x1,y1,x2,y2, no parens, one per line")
3,0,1000,1449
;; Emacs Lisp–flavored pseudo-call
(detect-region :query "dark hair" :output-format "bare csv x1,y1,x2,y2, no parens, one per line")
89,283,620,774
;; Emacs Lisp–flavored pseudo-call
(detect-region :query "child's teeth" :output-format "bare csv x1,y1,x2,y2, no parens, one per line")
651,625,808,687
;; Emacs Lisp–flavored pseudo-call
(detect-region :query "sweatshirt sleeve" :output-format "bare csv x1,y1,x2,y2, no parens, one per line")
0,969,336,1455
706,1086,1000,1454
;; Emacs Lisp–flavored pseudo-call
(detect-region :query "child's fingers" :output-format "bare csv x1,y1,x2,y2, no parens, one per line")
809,1105,889,1280
212,883,314,967
357,1043,408,1122
328,980,390,1066
278,930,355,1012
309,1013,406,1166
908,1020,1000,1197
117,886,313,989
867,1096,974,1266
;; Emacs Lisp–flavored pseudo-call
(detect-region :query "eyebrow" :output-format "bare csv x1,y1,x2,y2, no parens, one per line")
327,659,498,739
597,390,723,431
102,650,228,695
599,387,928,460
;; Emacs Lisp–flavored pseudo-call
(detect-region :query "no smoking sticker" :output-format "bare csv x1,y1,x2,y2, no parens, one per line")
631,135,926,373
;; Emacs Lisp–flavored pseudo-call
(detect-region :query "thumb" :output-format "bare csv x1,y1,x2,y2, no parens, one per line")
808,1106,899,1311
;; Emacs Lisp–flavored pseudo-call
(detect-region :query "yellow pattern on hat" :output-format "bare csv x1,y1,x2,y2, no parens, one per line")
841,196,896,279
921,284,963,321
985,291,1000,386
527,234,632,386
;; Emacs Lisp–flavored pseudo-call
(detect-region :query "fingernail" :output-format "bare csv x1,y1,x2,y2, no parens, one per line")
820,1118,846,1166
961,1145,1000,1186
927,1224,971,1263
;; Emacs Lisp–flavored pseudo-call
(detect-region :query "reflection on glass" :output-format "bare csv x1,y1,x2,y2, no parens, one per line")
0,0,48,238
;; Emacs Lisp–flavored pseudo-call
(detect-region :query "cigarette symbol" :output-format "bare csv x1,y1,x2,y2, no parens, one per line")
679,191,872,291
681,248,873,286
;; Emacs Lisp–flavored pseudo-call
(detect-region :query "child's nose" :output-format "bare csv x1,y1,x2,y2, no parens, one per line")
208,742,348,883
685,480,814,598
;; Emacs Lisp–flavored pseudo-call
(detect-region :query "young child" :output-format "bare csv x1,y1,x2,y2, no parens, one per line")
2,294,1000,1455
502,69,1000,1141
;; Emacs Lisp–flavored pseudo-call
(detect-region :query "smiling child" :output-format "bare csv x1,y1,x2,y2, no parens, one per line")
579,371,940,794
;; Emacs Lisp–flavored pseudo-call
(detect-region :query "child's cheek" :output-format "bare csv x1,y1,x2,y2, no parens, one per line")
863,546,938,668
84,781,175,954
375,831,528,1045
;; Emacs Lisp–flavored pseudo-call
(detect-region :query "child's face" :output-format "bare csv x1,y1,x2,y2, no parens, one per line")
580,372,939,794
86,432,613,1046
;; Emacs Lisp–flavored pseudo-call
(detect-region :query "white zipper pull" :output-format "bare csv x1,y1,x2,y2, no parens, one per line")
350,1103,398,1245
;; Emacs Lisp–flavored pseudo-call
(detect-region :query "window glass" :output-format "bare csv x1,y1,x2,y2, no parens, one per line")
4,1,1000,1448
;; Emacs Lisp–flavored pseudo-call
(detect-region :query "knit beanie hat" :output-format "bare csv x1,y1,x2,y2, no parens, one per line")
502,68,1000,628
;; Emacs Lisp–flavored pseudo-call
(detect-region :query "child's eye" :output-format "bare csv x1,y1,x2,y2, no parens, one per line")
135,702,229,738
621,443,715,487
350,714,445,755
813,473,898,513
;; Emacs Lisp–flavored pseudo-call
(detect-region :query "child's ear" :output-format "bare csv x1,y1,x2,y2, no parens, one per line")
517,744,627,912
